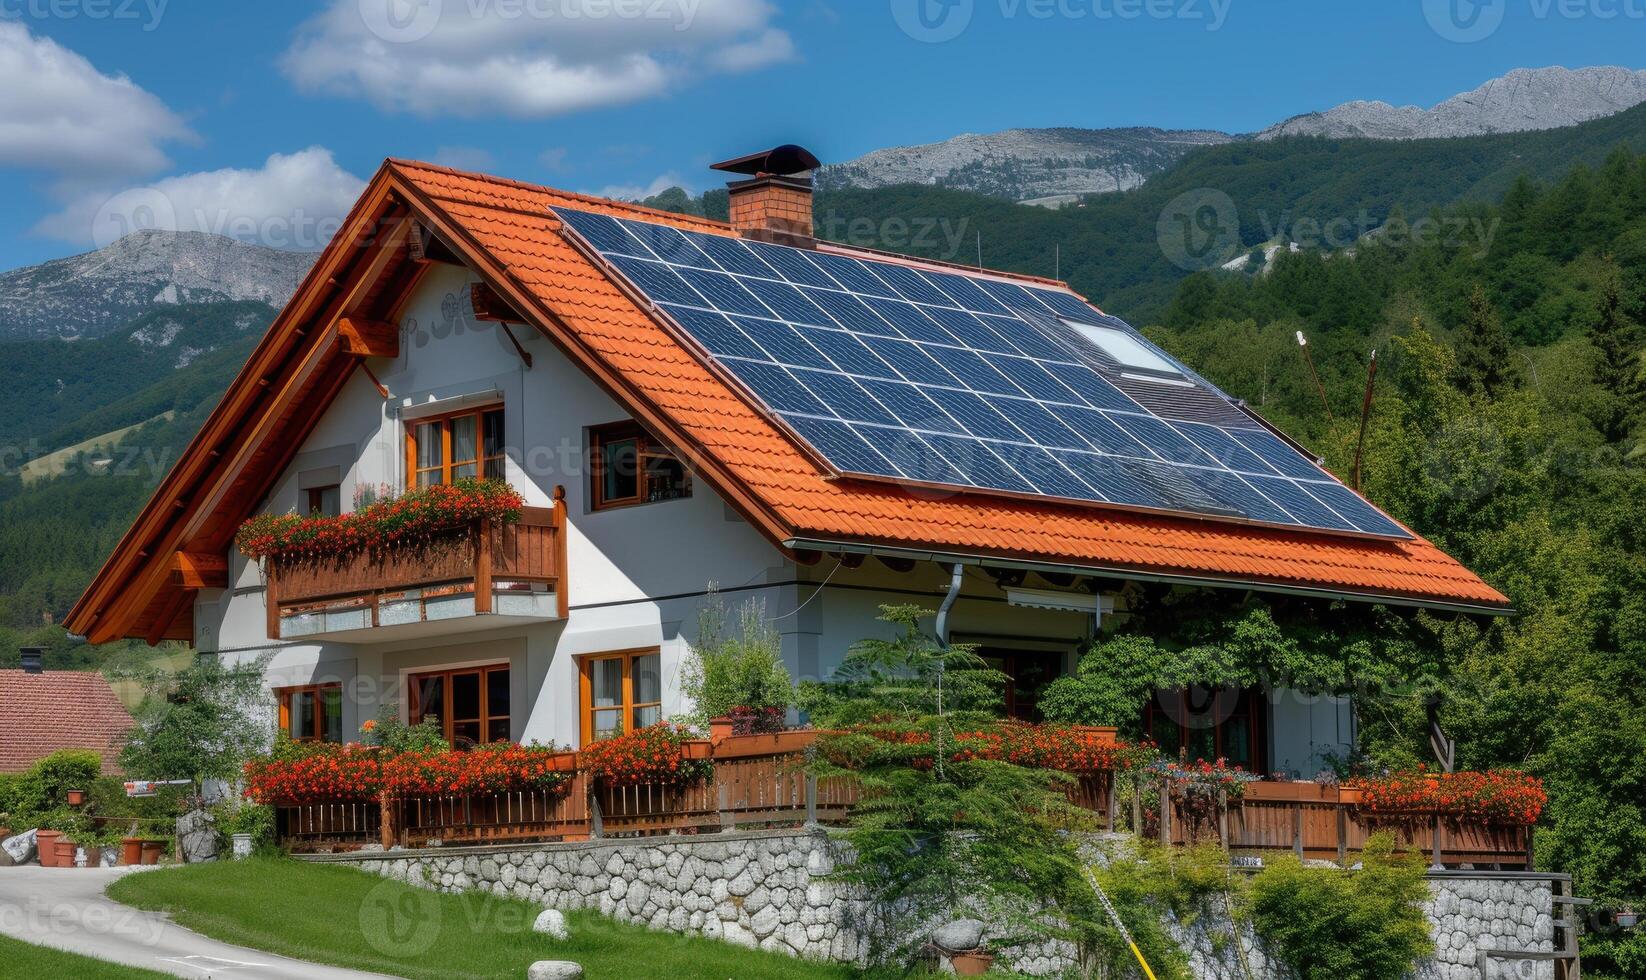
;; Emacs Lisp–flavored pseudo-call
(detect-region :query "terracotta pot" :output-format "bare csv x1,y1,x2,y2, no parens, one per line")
950,950,995,976
139,840,164,865
1337,786,1366,805
121,837,144,866
65,789,86,807
683,741,712,761
35,830,61,867
708,716,734,743
53,839,77,866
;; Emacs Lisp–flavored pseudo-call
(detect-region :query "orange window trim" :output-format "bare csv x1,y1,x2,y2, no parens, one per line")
275,683,342,742
405,404,505,490
574,647,662,746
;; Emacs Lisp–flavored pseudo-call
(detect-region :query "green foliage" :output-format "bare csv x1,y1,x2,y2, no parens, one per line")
806,608,1100,965
678,594,793,730
1086,843,1230,980
120,654,271,784
358,705,450,754
1245,834,1433,980
212,799,275,850
1454,285,1519,397
0,749,103,827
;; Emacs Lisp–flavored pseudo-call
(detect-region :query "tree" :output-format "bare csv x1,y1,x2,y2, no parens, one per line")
1453,284,1519,398
1588,259,1645,441
119,653,272,785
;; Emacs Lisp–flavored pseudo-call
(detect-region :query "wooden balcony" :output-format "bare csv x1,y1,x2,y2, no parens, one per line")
265,503,565,643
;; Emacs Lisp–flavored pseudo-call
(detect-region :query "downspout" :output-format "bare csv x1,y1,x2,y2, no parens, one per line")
934,562,965,648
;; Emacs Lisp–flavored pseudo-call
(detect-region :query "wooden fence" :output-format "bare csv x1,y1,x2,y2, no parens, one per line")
274,731,1532,869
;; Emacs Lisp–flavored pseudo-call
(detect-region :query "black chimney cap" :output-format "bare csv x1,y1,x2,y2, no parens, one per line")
19,647,43,674
710,144,820,178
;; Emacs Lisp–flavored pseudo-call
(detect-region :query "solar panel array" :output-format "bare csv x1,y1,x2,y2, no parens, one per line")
554,207,1409,540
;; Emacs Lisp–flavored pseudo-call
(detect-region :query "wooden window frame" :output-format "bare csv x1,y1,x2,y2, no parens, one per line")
575,647,663,746
276,683,342,742
405,404,505,489
588,420,692,511
407,663,511,747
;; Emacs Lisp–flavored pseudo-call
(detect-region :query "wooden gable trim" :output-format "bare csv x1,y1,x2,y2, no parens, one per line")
385,165,799,554
66,171,408,641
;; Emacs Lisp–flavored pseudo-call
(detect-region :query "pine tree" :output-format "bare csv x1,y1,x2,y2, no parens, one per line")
1453,284,1519,398
1590,260,1646,441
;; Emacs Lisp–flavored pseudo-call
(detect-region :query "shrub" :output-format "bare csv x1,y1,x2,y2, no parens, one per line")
1085,842,1230,980
579,724,713,786
358,705,450,754
121,654,270,785
1245,832,1433,980
679,595,792,731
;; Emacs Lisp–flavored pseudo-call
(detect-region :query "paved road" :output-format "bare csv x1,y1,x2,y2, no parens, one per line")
0,865,397,979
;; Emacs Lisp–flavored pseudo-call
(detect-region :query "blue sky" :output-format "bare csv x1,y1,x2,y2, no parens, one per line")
1,0,1641,269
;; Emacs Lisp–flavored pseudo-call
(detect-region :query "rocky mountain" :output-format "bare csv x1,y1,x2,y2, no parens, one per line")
816,127,1234,207
1257,66,1646,141
0,230,315,341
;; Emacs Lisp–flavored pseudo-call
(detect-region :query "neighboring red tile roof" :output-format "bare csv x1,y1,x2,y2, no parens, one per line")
389,160,1510,611
0,670,135,774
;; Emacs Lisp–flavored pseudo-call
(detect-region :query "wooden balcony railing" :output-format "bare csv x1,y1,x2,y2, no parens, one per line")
273,731,1533,870
265,500,566,640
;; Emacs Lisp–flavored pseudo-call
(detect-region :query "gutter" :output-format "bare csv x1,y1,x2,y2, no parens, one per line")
783,537,1514,618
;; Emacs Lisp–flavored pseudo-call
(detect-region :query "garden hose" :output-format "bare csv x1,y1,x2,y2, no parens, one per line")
1082,867,1160,980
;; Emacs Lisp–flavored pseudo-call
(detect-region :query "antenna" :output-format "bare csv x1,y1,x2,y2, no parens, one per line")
976,229,982,269
1055,243,1060,281
1352,349,1378,491
1295,330,1333,421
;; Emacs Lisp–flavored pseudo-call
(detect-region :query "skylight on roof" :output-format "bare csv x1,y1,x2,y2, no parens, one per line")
1065,321,1181,375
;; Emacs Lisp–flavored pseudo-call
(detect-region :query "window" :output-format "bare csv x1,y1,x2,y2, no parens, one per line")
589,421,692,509
1144,687,1266,775
277,684,343,742
408,664,511,747
1065,321,1181,375
577,648,661,744
407,406,505,488
306,485,341,517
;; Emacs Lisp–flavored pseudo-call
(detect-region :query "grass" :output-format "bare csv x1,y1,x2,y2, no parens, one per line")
0,933,171,979
106,856,865,980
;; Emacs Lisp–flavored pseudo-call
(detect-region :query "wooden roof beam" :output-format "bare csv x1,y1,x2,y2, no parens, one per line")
172,552,228,589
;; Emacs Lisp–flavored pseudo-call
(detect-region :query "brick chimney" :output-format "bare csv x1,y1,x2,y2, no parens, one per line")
711,144,820,247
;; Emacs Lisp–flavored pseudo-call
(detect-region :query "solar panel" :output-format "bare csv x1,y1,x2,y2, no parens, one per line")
554,207,1411,540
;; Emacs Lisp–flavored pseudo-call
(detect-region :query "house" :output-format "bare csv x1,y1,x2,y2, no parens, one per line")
65,146,1509,776
0,651,135,774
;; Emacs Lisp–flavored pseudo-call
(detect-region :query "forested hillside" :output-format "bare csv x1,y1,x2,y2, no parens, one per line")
1146,148,1646,974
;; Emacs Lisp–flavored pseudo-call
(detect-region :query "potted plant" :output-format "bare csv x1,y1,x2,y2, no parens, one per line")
35,828,61,867
120,834,144,867
65,789,86,807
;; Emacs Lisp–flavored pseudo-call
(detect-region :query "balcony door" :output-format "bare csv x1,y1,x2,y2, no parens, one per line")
1144,686,1267,775
978,648,1066,722
408,663,510,748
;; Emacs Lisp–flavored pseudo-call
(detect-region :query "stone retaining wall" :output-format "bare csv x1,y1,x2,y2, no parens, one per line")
313,830,1561,977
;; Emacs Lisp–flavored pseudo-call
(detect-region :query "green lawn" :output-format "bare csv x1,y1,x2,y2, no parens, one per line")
106,856,864,980
0,933,171,979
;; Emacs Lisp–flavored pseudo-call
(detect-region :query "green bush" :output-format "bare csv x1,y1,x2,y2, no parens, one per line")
0,749,103,827
1085,842,1231,980
1245,833,1433,980
212,800,275,851
679,595,792,730
357,707,449,754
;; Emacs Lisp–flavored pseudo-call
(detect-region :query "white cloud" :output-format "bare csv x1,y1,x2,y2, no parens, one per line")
281,0,794,118
589,172,689,201
36,148,368,250
0,22,195,181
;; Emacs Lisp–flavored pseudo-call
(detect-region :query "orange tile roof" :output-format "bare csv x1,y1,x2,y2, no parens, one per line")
389,160,1509,612
0,670,134,774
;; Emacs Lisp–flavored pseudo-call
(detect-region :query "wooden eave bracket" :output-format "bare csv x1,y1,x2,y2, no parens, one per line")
336,316,400,358
171,552,228,589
